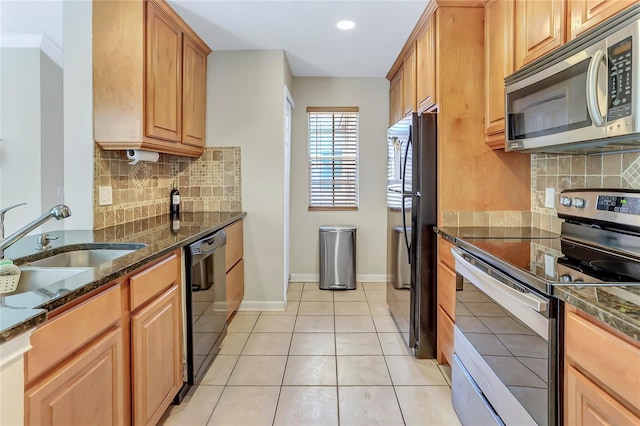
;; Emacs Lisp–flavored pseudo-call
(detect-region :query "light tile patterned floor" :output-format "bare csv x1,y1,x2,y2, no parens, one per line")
159,282,461,426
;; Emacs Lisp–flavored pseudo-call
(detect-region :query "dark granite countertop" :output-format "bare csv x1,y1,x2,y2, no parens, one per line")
553,285,640,341
0,211,245,344
434,225,640,341
435,226,559,241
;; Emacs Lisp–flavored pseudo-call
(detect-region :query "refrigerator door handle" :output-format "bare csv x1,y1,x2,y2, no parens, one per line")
401,132,412,259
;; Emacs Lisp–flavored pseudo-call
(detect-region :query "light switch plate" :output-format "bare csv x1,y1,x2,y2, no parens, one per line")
99,186,113,206
545,188,555,209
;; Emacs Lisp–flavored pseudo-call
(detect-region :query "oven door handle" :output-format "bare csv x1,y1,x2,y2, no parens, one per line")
452,247,549,340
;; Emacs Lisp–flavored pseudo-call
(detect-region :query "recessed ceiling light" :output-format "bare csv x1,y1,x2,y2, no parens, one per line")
336,20,356,30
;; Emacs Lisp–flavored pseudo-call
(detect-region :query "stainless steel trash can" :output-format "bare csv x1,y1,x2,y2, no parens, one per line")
319,225,356,290
393,226,411,289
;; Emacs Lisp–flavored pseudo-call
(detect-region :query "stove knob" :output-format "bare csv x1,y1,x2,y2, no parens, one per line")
572,197,585,208
559,274,572,283
560,196,572,207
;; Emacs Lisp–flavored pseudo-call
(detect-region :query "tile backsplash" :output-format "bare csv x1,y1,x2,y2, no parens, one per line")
532,151,640,233
93,146,242,230
442,151,640,233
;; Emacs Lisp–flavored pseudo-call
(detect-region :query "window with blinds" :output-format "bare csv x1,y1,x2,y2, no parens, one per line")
307,107,359,210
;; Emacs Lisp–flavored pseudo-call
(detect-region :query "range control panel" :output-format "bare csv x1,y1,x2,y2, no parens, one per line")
557,189,640,228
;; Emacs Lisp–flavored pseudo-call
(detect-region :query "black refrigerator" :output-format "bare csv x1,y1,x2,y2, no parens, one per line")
386,112,437,359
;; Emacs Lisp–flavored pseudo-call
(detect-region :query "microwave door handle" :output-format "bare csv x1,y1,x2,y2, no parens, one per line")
586,49,606,127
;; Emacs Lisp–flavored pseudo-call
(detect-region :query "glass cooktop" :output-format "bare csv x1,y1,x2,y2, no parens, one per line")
456,236,640,295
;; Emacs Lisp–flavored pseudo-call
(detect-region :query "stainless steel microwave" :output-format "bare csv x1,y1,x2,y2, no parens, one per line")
505,5,640,153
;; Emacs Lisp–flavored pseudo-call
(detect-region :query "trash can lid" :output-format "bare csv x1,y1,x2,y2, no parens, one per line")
319,225,357,232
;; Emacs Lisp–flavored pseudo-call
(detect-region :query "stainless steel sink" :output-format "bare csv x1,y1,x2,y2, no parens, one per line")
16,267,91,293
27,249,137,268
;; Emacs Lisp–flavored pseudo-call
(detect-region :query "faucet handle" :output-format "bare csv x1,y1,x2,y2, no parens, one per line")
0,203,26,216
36,233,58,250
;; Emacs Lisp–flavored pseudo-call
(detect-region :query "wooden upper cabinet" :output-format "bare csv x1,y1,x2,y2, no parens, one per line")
402,46,417,117
93,0,211,157
416,14,436,112
389,69,404,126
182,35,208,148
146,0,182,143
568,0,636,40
515,0,566,69
485,0,514,149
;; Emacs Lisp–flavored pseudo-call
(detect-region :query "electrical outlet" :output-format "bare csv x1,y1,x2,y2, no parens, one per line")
99,186,113,206
545,188,555,209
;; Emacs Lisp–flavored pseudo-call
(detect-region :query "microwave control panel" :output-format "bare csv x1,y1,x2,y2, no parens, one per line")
608,36,633,122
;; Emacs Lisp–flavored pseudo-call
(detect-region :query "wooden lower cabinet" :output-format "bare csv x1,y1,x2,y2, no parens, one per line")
564,306,640,424
25,327,125,426
436,237,456,365
437,306,454,365
566,365,639,425
131,284,182,426
227,258,245,320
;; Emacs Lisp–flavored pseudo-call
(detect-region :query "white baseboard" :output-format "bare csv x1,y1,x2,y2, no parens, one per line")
290,274,318,282
357,274,389,282
290,274,390,283
239,300,286,311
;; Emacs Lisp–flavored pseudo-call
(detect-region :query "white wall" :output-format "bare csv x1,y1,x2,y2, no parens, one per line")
0,48,43,234
290,78,389,282
62,0,93,230
207,50,289,309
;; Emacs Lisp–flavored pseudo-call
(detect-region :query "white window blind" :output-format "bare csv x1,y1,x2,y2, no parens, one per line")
308,107,359,210
386,135,412,210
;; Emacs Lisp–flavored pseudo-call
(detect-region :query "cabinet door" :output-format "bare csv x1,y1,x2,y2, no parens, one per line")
566,365,640,425
182,34,207,148
389,70,403,126
515,0,566,69
131,285,182,426
402,47,416,117
226,258,245,320
146,0,182,143
437,306,454,366
568,0,636,40
485,0,514,149
416,14,436,112
25,327,125,426
225,220,244,272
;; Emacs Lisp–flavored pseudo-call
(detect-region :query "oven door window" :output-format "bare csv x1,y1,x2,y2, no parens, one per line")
507,57,607,140
456,279,549,426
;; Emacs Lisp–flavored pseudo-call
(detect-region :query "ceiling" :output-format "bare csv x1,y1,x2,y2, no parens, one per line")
168,0,429,78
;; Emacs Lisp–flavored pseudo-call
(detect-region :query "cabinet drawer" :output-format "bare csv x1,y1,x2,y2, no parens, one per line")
25,284,122,384
226,259,244,320
225,220,243,272
437,305,454,365
565,309,640,410
438,237,455,270
437,261,456,320
130,253,179,311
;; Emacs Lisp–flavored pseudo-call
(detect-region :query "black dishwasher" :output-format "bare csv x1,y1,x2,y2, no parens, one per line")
175,229,227,403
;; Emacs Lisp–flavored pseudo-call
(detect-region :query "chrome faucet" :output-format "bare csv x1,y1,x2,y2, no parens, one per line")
0,204,71,259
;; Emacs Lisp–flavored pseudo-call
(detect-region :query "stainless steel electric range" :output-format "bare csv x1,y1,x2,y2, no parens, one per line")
441,189,640,426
